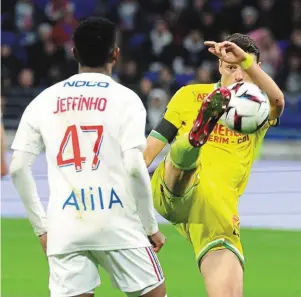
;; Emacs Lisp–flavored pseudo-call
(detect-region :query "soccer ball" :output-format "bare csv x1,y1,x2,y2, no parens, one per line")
220,82,270,134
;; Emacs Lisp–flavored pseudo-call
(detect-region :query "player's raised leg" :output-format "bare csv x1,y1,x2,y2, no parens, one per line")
200,249,243,297
163,87,231,196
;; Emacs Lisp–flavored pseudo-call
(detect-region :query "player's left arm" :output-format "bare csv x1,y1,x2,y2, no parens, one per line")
144,87,185,167
121,96,160,239
243,60,285,121
205,40,285,121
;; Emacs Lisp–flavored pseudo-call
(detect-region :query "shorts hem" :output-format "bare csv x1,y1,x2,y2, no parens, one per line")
50,280,100,297
123,278,165,295
196,238,245,267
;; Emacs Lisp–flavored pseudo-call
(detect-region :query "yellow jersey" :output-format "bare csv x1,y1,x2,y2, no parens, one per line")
161,83,277,196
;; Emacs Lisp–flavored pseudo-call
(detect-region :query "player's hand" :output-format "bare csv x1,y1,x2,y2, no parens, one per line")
39,232,47,255
204,41,247,64
148,231,166,253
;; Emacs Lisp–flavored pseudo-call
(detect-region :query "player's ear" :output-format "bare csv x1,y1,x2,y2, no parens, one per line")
218,59,223,74
112,47,120,62
258,61,262,67
72,47,80,63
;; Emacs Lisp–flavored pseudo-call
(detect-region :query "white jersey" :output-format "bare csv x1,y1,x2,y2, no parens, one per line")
12,73,152,256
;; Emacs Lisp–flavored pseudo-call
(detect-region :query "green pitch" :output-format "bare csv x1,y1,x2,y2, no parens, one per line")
1,219,301,297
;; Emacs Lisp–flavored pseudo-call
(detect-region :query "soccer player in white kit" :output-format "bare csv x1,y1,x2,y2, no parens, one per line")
10,17,167,297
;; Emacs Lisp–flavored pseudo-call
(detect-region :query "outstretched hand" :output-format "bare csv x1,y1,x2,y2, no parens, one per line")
204,41,247,64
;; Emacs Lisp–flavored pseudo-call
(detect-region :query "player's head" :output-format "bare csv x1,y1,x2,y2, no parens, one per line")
219,33,260,87
72,17,119,71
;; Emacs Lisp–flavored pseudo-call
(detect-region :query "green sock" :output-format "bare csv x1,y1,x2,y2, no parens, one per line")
168,134,201,170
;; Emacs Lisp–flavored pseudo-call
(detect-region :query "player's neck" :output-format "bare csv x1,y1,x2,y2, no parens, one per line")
79,65,112,77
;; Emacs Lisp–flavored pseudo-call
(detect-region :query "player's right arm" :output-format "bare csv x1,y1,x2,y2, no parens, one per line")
9,101,47,238
144,88,184,167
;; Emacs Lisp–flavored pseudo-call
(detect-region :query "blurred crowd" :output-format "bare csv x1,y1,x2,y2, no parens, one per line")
1,0,301,133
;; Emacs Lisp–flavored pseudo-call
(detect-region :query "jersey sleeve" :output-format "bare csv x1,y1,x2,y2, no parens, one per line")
120,96,147,152
151,87,185,143
238,119,279,197
254,90,280,147
253,120,279,158
11,101,44,155
163,87,184,128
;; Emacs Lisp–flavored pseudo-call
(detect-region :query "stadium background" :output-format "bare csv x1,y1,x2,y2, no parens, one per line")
1,0,301,296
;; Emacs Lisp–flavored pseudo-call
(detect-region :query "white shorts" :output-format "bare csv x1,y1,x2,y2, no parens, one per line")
48,247,164,297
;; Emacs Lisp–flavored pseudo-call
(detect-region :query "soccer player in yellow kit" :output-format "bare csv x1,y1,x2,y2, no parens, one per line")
144,34,285,297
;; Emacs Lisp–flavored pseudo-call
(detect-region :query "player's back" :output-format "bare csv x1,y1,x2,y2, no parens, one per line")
30,73,150,255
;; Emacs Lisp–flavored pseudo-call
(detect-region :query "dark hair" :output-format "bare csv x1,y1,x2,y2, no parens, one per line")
72,17,117,67
225,33,260,62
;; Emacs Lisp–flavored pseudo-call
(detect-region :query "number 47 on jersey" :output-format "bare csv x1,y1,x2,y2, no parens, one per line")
57,125,103,172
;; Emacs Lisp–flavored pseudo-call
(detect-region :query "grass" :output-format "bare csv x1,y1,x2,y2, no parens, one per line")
1,219,301,297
